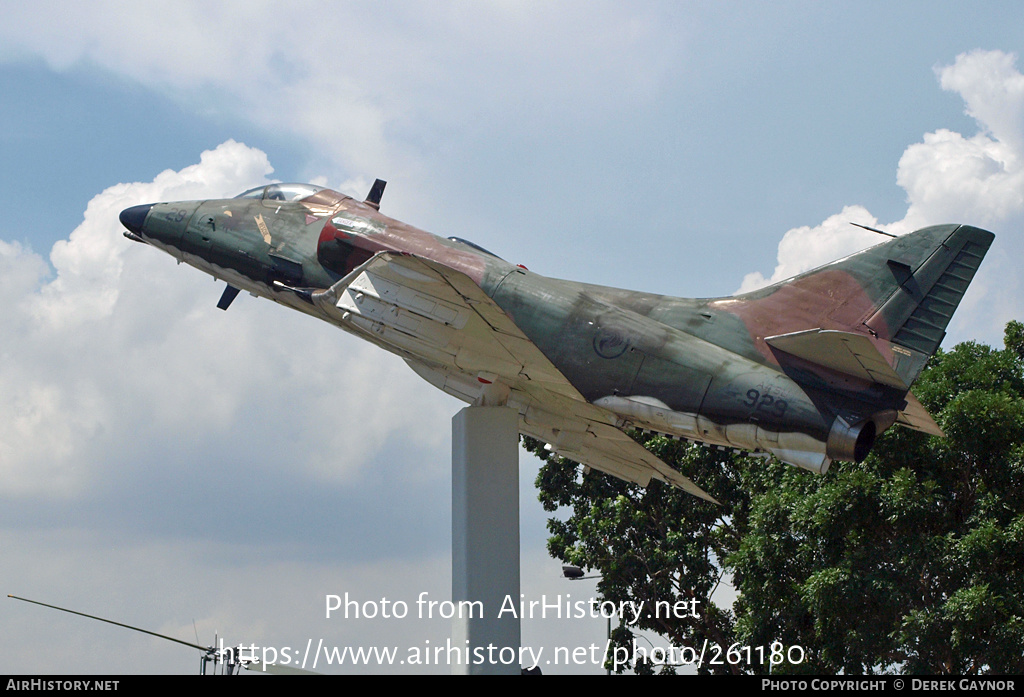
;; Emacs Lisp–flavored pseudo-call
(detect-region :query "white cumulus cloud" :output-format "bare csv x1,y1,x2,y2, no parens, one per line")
738,50,1024,341
0,141,451,498
0,1,672,192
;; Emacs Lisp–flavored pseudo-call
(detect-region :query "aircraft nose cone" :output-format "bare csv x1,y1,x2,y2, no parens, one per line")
119,204,153,235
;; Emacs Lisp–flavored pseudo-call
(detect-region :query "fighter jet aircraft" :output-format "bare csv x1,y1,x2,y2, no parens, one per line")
120,182,993,502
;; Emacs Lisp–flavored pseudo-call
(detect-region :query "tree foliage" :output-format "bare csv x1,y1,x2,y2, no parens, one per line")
529,321,1024,674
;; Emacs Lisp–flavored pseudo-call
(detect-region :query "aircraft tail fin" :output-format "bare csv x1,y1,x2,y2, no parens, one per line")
733,224,994,388
860,224,993,358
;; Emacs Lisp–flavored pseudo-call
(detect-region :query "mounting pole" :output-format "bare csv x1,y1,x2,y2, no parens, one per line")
451,406,521,675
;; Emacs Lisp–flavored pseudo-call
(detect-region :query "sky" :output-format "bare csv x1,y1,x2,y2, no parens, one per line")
1,1,1023,675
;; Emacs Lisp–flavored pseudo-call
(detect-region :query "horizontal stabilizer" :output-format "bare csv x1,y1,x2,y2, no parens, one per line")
767,330,944,437
766,329,908,389
896,392,944,437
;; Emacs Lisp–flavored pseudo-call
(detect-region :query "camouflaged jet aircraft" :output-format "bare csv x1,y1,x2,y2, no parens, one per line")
120,181,993,502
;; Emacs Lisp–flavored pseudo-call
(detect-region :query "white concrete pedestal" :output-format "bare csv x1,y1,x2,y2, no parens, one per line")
451,406,520,675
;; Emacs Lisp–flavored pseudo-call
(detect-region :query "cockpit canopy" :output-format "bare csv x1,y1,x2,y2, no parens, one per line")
234,183,326,202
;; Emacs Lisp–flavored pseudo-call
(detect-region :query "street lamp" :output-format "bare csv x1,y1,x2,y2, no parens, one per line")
561,565,611,675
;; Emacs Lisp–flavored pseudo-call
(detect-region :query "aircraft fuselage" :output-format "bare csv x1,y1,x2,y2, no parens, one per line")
120,183,993,495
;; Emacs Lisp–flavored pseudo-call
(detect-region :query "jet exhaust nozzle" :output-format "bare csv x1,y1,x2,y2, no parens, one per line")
826,416,877,463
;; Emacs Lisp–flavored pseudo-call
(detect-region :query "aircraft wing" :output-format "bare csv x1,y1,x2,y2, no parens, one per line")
554,419,719,503
311,251,715,502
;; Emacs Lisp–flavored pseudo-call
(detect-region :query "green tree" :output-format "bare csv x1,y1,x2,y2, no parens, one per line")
530,321,1024,674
